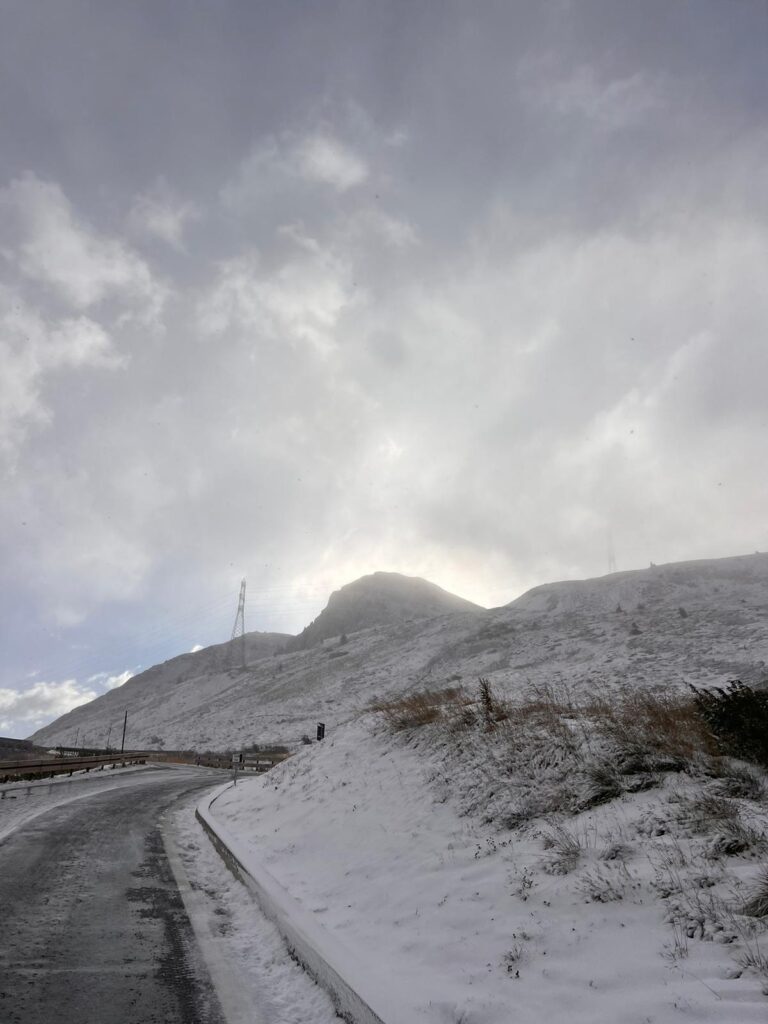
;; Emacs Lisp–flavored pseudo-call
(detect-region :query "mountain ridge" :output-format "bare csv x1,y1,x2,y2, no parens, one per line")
29,553,768,751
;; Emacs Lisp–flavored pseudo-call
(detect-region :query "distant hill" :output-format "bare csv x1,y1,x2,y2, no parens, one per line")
287,571,484,650
28,554,768,752
29,630,289,751
508,552,768,617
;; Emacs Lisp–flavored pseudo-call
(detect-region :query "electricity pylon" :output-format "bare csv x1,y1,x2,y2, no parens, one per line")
230,578,246,669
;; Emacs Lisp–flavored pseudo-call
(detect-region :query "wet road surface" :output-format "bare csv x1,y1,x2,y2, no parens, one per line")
0,766,226,1024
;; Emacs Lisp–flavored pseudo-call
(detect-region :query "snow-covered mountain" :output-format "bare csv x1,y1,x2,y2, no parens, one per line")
287,570,483,650
29,554,768,751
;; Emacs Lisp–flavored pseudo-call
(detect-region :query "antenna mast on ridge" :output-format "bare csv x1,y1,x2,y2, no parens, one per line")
607,529,617,574
230,577,246,669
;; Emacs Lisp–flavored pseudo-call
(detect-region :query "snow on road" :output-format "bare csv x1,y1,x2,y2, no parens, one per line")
0,762,159,842
167,796,338,1024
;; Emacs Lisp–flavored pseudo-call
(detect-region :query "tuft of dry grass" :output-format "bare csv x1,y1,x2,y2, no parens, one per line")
743,866,768,918
541,824,582,874
585,685,718,761
370,687,470,731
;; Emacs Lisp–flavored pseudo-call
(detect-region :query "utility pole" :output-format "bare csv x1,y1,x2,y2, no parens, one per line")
230,578,247,669
120,709,128,753
106,723,113,751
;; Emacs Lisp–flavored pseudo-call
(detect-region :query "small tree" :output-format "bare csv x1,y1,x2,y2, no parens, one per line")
691,681,768,767
478,677,506,730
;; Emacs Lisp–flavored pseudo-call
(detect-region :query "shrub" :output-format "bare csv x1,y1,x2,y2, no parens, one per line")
676,793,739,835
478,677,507,730
744,866,768,918
576,761,623,810
712,763,767,802
541,825,582,874
691,681,768,767
576,864,631,903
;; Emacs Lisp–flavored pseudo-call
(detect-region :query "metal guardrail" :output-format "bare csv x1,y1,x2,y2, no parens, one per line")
0,754,146,784
239,752,291,772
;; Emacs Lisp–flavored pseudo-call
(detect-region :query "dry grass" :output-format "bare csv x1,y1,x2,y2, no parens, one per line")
743,866,768,918
372,679,749,827
369,687,470,731
585,685,718,761
373,679,715,763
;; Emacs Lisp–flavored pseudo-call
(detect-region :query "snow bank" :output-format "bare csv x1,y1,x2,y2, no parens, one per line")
208,714,768,1024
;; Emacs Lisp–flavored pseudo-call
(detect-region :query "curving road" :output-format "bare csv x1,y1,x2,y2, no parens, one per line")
0,765,226,1024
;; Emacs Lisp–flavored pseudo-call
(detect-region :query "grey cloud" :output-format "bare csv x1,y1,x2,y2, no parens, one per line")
1,0,767,735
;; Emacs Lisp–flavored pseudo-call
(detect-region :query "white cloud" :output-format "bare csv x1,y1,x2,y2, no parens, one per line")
198,230,358,355
40,523,151,625
342,208,418,248
128,180,200,249
190,644,203,653
0,291,122,460
87,670,134,690
295,134,368,190
222,130,368,210
0,679,98,733
520,60,666,129
1,173,168,326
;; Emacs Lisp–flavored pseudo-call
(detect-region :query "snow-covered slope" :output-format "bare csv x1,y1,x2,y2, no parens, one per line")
288,570,484,650
510,553,768,618
210,709,768,1023
29,631,290,750
30,554,768,751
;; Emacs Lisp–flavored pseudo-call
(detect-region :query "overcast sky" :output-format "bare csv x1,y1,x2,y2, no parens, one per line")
1,0,767,738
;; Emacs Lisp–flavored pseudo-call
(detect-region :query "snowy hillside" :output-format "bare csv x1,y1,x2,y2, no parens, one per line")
30,554,768,752
211,699,768,1023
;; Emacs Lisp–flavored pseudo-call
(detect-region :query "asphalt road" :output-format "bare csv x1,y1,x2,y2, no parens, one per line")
0,766,227,1024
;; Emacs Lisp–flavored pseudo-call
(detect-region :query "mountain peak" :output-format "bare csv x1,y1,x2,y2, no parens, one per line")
289,571,484,650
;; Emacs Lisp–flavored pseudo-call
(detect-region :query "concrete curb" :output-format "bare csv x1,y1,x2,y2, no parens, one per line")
196,787,409,1024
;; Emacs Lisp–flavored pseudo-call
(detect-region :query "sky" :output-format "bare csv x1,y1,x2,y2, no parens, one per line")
1,0,767,738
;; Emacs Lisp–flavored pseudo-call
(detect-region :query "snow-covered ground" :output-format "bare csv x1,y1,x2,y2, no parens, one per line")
208,712,768,1023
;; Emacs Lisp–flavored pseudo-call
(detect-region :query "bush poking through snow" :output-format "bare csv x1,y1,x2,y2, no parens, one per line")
576,863,632,903
691,680,768,768
712,763,767,802
502,943,525,970
743,866,768,918
478,677,507,730
576,761,624,810
676,793,739,835
541,825,582,874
